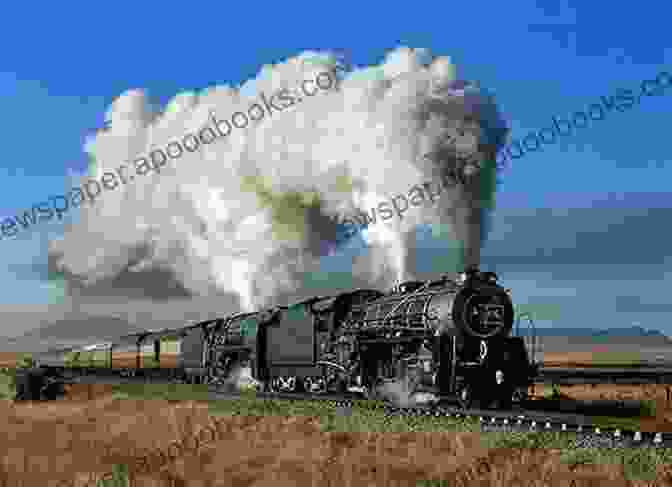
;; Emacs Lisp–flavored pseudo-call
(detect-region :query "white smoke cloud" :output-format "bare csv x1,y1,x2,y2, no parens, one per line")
49,47,508,312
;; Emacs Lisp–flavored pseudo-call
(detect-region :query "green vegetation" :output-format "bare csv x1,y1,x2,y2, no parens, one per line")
0,354,34,400
582,351,645,366
0,368,16,400
560,446,672,482
96,464,129,487
640,399,657,417
16,353,34,368
579,415,653,432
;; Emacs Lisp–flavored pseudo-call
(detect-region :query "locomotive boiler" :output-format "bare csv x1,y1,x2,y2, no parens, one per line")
338,267,537,408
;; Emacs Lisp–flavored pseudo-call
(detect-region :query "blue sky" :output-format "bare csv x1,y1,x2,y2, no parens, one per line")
1,0,671,338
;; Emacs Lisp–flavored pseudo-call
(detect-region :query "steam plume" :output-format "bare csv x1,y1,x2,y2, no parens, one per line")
49,47,508,311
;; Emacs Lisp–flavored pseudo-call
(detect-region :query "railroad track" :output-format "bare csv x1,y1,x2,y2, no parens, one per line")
206,386,671,449
27,369,672,449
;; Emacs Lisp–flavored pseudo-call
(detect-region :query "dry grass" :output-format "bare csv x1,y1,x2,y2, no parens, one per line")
542,351,653,367
2,351,672,485
0,388,672,486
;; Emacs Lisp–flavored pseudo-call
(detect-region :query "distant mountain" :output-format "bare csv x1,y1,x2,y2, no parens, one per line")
515,326,672,349
0,315,146,353
515,325,668,338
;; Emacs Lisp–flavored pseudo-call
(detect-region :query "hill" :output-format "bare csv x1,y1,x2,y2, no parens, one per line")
516,325,668,339
0,314,146,353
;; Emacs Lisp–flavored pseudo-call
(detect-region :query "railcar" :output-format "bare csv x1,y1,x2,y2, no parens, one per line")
17,267,539,409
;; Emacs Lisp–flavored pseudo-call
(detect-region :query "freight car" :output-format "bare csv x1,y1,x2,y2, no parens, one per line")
17,267,539,409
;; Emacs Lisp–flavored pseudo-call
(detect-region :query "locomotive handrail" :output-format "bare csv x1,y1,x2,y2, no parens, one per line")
515,312,538,366
382,280,435,328
352,312,436,323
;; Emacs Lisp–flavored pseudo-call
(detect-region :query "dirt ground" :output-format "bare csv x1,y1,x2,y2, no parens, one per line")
541,351,665,367
542,351,609,366
2,392,672,487
0,352,23,368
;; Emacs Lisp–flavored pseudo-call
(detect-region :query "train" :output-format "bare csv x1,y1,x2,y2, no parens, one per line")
15,267,539,409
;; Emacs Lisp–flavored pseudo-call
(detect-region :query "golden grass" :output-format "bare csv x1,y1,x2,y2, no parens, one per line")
3,350,672,485
0,387,671,486
542,351,650,367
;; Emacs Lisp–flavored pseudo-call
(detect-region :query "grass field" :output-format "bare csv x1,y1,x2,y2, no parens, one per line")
0,373,671,485
1,349,672,484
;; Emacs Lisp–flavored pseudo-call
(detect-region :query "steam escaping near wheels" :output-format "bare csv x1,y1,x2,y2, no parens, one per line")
374,379,439,408
212,363,261,393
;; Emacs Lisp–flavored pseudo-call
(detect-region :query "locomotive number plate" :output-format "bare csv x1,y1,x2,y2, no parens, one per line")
479,304,505,325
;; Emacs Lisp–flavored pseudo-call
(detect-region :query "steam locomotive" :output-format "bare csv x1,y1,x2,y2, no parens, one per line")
17,267,538,409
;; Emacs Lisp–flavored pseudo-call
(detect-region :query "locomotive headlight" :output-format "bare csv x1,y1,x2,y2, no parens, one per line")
495,370,504,385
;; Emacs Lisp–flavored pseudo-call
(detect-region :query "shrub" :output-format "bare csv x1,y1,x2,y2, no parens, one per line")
96,464,129,487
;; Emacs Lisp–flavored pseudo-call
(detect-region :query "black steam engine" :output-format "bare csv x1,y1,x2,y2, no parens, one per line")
182,267,538,408
18,268,538,409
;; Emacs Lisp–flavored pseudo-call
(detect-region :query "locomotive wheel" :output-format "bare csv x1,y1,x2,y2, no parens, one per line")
270,376,298,393
270,377,282,392
303,376,327,394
